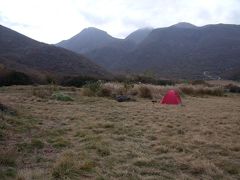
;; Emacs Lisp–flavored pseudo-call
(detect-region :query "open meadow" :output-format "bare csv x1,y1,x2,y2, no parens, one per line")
0,84,240,179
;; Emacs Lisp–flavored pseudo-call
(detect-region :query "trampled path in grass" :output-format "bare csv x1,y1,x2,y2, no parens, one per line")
0,86,240,179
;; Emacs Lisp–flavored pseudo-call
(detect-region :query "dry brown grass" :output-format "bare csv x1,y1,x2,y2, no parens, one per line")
179,85,224,96
0,85,240,179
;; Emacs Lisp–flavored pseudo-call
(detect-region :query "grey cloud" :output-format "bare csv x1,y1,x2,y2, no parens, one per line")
0,11,31,28
122,17,151,28
229,10,240,24
197,9,212,22
80,11,111,25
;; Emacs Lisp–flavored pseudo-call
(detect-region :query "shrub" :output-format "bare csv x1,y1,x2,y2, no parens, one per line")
191,80,209,86
138,86,152,98
0,71,33,86
85,81,102,93
52,92,73,101
97,86,112,97
225,84,240,93
0,103,17,116
60,76,98,87
129,75,175,86
81,81,102,97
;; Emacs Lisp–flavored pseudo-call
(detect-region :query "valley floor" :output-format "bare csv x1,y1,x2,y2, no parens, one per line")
0,86,240,179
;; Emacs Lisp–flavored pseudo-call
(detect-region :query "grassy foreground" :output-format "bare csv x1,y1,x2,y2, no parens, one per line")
0,85,240,179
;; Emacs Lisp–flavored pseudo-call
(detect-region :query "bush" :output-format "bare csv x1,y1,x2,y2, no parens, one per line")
52,92,73,101
81,81,102,97
135,75,175,85
60,76,99,87
0,103,17,116
138,86,152,98
225,84,240,93
85,81,102,93
0,71,33,86
191,80,210,86
97,86,112,97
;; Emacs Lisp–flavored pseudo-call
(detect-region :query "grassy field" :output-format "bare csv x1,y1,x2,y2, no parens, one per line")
0,85,240,179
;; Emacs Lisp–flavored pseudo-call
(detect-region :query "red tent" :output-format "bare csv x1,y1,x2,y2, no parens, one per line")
161,90,182,105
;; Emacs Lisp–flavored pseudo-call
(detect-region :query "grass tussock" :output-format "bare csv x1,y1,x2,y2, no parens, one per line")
0,148,17,167
188,159,223,178
17,139,45,153
32,85,55,98
52,92,73,101
0,149,18,179
52,151,94,179
16,169,46,180
48,137,71,149
137,85,152,98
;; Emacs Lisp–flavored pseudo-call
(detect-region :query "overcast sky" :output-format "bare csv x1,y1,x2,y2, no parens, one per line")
0,0,240,44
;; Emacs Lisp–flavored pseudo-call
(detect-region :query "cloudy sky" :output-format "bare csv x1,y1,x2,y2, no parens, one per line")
0,0,240,44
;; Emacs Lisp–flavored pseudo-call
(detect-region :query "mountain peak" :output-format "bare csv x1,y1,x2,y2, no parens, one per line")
56,27,116,54
126,27,153,44
171,22,197,29
81,27,107,33
72,27,109,38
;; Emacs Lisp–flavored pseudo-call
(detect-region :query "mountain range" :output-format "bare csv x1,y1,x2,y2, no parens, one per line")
1,23,240,82
56,22,240,80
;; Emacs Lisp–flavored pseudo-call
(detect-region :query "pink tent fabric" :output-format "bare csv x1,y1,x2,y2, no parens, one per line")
161,90,182,105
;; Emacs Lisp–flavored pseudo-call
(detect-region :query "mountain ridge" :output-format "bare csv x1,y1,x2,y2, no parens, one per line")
55,23,240,80
0,24,111,82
